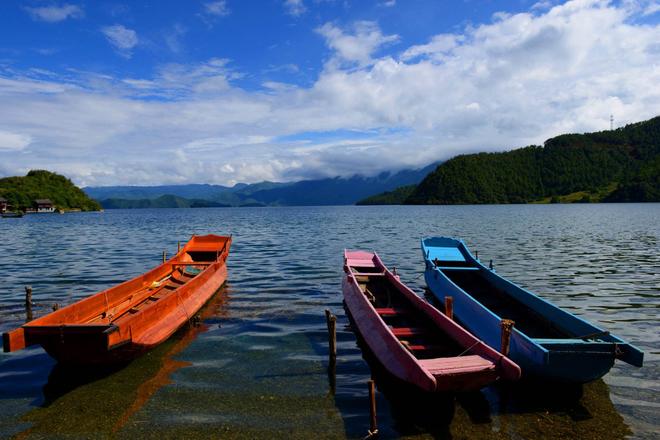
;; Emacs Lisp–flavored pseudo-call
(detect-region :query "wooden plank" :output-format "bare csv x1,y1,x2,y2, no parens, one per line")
391,327,425,337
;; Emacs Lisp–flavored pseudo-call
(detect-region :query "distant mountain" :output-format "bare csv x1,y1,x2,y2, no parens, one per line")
86,163,438,208
359,116,659,205
100,195,230,209
246,164,438,206
86,183,233,201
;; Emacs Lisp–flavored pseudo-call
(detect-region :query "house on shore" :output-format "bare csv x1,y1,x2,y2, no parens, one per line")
0,197,7,213
34,199,55,213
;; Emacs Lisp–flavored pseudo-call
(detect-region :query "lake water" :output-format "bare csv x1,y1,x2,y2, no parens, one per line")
0,204,658,439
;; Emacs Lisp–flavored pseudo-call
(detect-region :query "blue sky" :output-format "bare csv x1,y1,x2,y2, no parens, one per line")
0,0,659,186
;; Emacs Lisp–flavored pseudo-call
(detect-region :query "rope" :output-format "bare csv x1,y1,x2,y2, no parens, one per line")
458,340,481,357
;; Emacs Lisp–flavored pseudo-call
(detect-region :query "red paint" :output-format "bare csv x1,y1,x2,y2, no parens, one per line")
343,250,521,392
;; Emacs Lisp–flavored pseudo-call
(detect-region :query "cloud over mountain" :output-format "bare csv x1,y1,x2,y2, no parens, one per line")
1,0,659,186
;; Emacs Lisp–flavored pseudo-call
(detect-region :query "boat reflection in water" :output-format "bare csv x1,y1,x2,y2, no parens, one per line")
13,285,230,439
343,307,631,440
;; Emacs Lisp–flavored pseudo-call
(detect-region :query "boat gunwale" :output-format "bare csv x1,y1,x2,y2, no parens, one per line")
22,234,230,330
344,250,436,388
344,249,520,390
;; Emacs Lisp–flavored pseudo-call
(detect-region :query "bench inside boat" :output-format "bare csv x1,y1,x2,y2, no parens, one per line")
353,267,469,362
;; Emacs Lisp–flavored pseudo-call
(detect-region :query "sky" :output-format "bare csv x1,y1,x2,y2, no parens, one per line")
0,0,659,187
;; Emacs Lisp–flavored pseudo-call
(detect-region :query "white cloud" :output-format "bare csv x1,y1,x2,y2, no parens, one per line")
284,0,306,17
380,0,396,7
204,1,230,17
1,0,659,186
101,25,138,58
165,24,187,54
24,4,83,22
316,21,399,67
0,130,31,151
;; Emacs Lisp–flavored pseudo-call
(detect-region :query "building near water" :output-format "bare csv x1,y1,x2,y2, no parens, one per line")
34,199,55,213
0,197,7,213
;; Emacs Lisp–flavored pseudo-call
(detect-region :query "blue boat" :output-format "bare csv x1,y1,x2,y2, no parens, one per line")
421,237,643,383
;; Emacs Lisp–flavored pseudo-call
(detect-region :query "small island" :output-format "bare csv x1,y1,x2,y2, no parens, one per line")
0,170,101,213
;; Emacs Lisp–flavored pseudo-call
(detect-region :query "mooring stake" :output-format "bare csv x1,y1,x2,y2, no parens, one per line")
25,286,33,322
325,309,337,359
163,250,167,263
325,309,337,394
177,241,181,253
365,379,378,439
52,303,60,311
489,259,494,270
500,319,515,356
444,296,453,320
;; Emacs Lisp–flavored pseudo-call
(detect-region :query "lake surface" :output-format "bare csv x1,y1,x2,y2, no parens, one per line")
0,204,658,439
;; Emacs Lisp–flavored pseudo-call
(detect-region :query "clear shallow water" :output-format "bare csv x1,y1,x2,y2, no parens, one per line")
0,205,658,439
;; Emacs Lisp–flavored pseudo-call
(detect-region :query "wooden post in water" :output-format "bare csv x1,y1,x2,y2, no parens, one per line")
444,296,453,320
52,303,59,311
325,309,337,359
489,259,494,270
25,286,33,322
500,319,515,356
325,309,337,394
177,241,181,253
163,250,167,263
367,379,378,437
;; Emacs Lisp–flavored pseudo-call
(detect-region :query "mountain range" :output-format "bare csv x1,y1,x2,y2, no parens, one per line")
85,163,439,208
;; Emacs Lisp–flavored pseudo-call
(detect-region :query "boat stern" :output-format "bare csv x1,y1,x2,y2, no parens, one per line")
2,327,26,352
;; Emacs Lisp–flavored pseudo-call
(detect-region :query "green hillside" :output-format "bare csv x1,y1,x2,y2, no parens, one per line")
0,170,101,211
356,185,416,205
403,116,659,204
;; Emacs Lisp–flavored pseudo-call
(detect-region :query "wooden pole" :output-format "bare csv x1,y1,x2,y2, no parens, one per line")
489,259,494,270
177,241,181,253
163,250,167,263
444,296,453,320
325,309,337,394
500,319,515,356
325,309,337,359
368,380,378,437
25,286,33,322
52,303,60,311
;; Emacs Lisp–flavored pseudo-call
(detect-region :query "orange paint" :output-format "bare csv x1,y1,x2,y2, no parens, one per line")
2,234,231,365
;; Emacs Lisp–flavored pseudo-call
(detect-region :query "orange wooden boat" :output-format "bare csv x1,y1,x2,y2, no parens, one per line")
2,234,231,365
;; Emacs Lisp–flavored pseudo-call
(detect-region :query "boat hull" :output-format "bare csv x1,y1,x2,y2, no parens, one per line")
3,235,231,365
422,237,643,383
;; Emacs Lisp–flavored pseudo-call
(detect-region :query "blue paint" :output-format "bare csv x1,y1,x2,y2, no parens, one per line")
421,237,644,382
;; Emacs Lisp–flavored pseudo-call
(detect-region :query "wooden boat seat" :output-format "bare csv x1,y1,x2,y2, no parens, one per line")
375,307,407,316
400,340,446,352
419,355,495,375
391,327,425,337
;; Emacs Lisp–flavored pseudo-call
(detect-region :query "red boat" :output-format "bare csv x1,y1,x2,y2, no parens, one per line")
3,234,231,365
343,250,520,392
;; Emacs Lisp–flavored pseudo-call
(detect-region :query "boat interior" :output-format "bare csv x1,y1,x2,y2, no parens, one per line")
440,267,571,339
86,251,216,326
352,267,463,360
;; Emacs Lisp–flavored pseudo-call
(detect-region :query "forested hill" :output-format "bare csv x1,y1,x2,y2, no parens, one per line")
403,116,660,205
0,170,101,211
